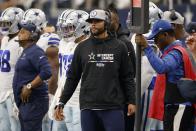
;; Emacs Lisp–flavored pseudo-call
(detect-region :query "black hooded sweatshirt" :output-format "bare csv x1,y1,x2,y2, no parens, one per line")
115,25,136,77
60,35,135,110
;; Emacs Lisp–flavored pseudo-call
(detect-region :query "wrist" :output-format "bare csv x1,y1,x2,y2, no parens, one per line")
55,102,65,109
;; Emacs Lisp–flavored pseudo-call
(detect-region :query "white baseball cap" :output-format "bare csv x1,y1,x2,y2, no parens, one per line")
86,9,107,22
162,10,184,25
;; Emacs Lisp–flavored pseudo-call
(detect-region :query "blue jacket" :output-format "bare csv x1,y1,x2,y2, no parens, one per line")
144,40,184,84
13,44,51,106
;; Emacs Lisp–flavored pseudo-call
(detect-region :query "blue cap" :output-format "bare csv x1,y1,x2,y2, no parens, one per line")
148,20,173,40
19,23,36,33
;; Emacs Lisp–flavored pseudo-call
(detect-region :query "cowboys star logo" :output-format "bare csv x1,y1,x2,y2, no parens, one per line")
88,52,95,60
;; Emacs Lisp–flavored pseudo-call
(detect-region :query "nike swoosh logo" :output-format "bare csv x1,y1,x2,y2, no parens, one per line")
39,56,45,59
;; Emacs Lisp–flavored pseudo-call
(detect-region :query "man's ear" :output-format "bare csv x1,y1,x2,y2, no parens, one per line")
164,32,169,37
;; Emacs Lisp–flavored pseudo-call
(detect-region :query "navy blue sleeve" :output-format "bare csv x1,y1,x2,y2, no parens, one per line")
144,45,183,74
30,48,52,80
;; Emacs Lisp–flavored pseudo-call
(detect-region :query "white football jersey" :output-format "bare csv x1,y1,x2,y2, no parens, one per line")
0,36,23,102
36,33,60,52
58,38,81,107
48,38,80,119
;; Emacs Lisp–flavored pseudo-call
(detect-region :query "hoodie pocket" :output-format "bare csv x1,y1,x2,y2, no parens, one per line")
80,78,98,103
80,77,121,105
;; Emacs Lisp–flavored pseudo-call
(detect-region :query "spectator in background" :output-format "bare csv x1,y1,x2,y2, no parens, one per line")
186,22,196,35
13,22,51,131
0,0,17,11
186,22,196,61
183,21,196,131
0,0,28,12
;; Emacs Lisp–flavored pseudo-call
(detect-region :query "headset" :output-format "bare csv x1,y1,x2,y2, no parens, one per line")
17,23,40,42
168,9,181,31
25,22,40,41
104,10,111,31
16,31,39,43
169,9,178,21
29,31,40,41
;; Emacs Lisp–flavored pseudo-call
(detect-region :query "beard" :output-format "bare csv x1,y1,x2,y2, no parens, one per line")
91,26,106,36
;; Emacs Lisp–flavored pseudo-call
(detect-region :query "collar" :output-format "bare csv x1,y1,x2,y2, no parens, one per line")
162,40,183,53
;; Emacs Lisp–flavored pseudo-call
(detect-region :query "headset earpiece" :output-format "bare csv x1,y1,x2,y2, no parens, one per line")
163,32,167,36
29,31,39,41
169,9,178,21
104,10,111,30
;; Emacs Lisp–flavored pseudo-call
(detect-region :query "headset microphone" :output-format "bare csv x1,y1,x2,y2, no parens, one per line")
158,37,166,44
155,33,168,44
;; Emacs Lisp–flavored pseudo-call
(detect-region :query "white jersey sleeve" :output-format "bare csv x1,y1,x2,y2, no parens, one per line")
0,36,23,103
36,33,60,52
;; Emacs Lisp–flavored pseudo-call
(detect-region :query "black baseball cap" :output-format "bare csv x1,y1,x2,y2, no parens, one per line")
19,22,36,32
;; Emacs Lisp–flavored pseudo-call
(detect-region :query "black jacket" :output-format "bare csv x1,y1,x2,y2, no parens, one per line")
60,36,135,110
116,25,136,77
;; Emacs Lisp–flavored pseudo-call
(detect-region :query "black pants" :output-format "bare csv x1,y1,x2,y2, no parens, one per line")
81,109,125,131
124,104,135,131
94,106,135,131
19,98,49,131
163,104,194,131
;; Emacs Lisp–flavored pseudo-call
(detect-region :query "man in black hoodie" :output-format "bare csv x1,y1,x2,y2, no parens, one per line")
54,9,136,131
107,6,136,131
107,6,136,76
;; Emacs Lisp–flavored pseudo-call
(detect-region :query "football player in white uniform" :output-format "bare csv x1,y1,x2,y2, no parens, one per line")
0,7,24,131
52,10,89,131
21,8,60,131
48,9,75,131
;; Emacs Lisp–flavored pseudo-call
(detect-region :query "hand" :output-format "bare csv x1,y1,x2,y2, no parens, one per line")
12,103,19,120
11,95,19,119
186,34,196,52
20,85,32,103
135,34,148,48
54,105,64,121
127,104,136,116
